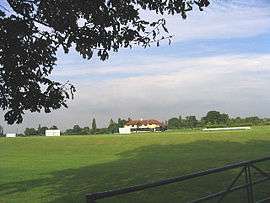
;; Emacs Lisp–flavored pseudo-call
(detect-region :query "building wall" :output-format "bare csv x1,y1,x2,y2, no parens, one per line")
124,124,160,129
145,124,159,129
45,130,61,136
119,127,131,134
6,133,16,138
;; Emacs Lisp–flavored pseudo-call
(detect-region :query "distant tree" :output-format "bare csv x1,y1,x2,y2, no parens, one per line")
164,120,168,126
202,111,219,125
65,124,85,135
37,124,48,135
108,119,118,134
219,113,229,125
50,125,58,130
24,128,37,136
201,111,229,126
96,128,109,135
229,117,244,126
117,118,126,128
81,127,90,135
178,116,184,128
110,119,114,125
37,124,42,135
168,117,180,129
65,128,73,135
39,126,48,135
245,117,261,125
186,116,198,128
91,118,97,134
0,125,3,136
73,124,81,134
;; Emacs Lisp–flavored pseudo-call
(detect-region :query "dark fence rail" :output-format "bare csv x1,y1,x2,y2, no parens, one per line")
86,157,270,203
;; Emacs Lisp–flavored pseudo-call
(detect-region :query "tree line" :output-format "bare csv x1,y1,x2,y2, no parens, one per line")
167,111,270,129
64,118,127,135
0,118,128,136
1,110,270,136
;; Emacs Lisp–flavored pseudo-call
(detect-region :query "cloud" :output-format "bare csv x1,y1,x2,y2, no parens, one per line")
139,0,270,42
2,53,270,133
58,54,270,127
53,54,270,79
76,54,270,99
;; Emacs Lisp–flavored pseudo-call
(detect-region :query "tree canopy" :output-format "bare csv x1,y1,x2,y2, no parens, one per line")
0,0,210,124
201,111,229,125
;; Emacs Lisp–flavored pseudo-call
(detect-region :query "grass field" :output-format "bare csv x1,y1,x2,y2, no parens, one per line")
1,126,270,203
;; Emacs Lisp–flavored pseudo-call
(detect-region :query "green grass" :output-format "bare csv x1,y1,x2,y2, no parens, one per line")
1,126,270,203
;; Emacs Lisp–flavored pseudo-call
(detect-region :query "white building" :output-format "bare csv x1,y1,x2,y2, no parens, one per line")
119,127,131,134
6,133,16,138
124,119,165,132
45,130,61,136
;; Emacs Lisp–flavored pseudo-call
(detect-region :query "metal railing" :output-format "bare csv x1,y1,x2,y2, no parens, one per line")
86,157,270,203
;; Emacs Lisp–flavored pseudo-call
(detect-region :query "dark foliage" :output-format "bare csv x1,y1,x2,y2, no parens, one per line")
0,0,209,124
0,125,3,136
65,124,89,135
201,111,229,126
91,118,97,134
167,111,270,130
24,127,37,136
108,118,118,133
23,124,56,136
49,125,58,130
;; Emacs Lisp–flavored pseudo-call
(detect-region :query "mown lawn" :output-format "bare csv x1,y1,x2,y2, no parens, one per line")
1,126,270,203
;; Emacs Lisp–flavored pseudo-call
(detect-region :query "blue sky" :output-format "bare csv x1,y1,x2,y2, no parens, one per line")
2,0,270,132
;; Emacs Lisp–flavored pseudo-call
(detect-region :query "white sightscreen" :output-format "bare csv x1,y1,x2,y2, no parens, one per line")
45,130,61,136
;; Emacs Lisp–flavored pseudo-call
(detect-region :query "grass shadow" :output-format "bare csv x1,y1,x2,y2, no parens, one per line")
1,139,270,202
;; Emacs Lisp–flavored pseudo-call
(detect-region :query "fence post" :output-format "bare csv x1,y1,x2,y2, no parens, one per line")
244,165,255,203
247,165,255,202
86,195,96,203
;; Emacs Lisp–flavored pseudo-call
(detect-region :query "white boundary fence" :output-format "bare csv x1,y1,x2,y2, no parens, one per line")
202,127,251,131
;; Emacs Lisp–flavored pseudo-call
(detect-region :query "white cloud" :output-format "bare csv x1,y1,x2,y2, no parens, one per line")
55,54,270,127
53,54,270,78
2,53,270,133
139,0,270,42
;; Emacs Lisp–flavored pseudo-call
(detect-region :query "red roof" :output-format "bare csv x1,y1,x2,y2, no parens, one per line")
126,119,162,126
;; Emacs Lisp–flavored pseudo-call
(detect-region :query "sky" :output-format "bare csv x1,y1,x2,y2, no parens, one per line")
1,0,270,133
